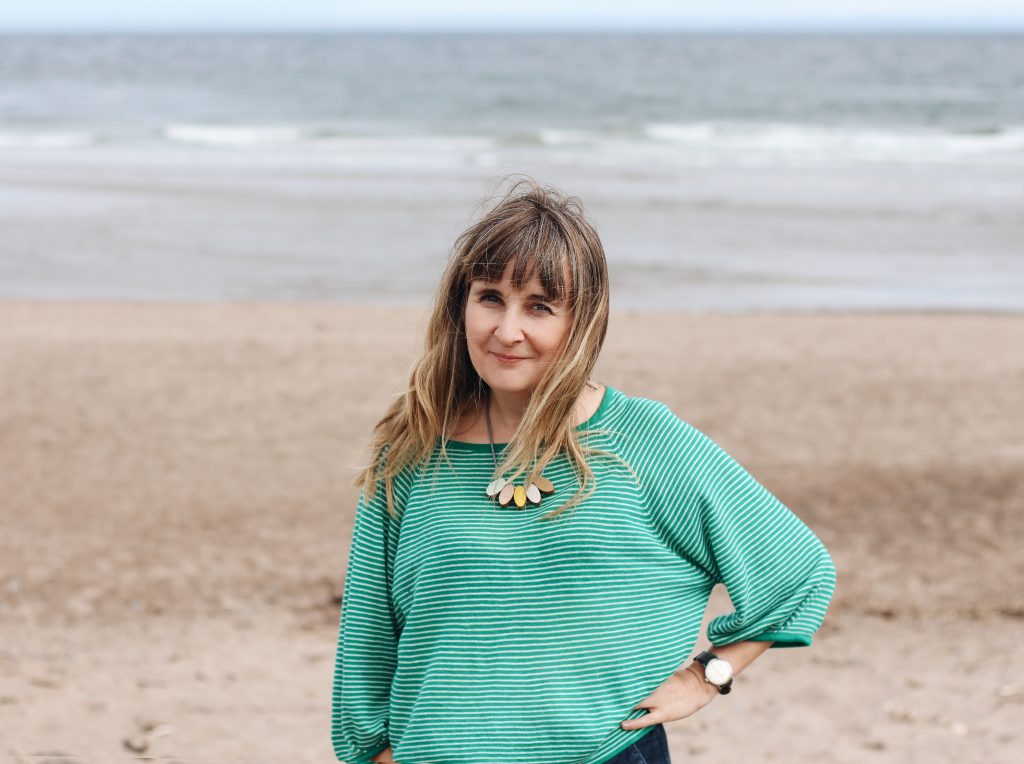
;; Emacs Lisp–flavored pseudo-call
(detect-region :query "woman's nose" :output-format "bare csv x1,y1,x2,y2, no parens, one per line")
494,306,526,344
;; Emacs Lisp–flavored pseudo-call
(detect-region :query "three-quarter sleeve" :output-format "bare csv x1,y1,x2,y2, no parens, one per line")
331,471,406,763
639,402,837,648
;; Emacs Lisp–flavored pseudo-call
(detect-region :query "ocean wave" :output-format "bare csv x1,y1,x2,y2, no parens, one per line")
162,124,315,146
162,123,498,153
642,121,1024,163
0,131,99,149
5,121,1023,168
536,128,595,146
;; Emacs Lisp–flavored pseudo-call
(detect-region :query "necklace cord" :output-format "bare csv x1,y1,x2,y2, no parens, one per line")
484,386,499,469
483,385,560,508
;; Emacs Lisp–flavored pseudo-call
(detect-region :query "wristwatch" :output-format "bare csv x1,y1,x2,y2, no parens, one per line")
693,650,733,694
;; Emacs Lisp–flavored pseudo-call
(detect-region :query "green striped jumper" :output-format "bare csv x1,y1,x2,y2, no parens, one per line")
332,385,837,764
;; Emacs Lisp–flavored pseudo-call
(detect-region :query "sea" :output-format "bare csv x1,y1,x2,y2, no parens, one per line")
0,32,1021,312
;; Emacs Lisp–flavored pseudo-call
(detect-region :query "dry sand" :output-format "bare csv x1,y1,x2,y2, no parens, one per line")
1,301,1021,763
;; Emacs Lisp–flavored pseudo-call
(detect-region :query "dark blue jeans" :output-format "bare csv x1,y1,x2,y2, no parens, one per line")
602,723,671,764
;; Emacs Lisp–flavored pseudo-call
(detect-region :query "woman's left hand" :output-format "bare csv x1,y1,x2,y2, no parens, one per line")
620,665,718,730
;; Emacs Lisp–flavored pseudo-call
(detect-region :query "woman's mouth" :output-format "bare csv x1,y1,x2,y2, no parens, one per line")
492,352,526,364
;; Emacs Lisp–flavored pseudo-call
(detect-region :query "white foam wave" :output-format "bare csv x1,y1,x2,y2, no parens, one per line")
162,123,498,154
158,124,502,168
5,121,1021,169
643,121,1024,164
163,124,311,147
537,128,595,146
0,131,98,149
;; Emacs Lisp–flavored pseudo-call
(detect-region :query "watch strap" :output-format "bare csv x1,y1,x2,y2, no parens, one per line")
694,650,716,667
693,650,733,694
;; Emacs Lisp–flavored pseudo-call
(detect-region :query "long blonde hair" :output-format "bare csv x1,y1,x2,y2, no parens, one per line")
353,174,632,521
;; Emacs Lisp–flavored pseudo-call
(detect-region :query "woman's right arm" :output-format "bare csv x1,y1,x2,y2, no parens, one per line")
331,480,403,763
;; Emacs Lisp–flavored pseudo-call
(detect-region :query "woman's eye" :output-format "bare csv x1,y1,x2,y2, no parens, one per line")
477,294,551,313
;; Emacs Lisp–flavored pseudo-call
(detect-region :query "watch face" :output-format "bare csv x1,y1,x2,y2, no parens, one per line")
705,658,733,685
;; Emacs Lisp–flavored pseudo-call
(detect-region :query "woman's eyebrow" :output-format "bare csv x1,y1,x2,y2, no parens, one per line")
476,285,556,302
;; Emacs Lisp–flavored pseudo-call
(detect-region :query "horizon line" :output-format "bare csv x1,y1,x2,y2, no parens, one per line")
2,22,1024,36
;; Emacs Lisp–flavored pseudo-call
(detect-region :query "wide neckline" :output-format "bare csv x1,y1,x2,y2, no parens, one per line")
439,384,617,452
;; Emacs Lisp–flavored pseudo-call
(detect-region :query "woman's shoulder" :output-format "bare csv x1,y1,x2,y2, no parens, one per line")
604,385,681,423
598,388,711,457
578,379,607,422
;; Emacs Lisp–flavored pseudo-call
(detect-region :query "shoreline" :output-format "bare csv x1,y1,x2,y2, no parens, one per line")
4,154,1022,313
3,296,1023,314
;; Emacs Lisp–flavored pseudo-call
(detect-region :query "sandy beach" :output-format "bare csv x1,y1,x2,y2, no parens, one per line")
1,301,1021,763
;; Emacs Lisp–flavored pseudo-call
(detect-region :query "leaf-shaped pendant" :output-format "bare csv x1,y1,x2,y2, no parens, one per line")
533,475,555,494
525,483,541,504
498,483,516,506
513,485,527,508
486,477,508,497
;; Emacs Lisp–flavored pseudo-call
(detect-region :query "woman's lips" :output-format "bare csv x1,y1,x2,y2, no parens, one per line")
493,352,526,363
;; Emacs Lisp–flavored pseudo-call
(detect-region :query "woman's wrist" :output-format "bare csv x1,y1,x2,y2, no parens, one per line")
683,661,720,701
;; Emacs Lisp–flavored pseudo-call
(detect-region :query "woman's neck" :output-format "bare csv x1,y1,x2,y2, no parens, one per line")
485,387,531,438
450,381,601,444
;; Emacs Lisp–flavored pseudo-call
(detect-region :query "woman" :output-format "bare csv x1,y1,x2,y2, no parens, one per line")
332,177,837,764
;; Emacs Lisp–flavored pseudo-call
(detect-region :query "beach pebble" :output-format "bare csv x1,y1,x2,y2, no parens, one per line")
996,684,1023,702
883,701,919,723
66,598,93,617
149,724,174,740
27,752,81,764
122,735,148,753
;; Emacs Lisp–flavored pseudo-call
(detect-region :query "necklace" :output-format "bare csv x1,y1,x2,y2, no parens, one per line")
482,387,555,509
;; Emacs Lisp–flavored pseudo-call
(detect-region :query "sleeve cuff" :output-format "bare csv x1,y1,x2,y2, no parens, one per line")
748,630,813,648
335,740,390,763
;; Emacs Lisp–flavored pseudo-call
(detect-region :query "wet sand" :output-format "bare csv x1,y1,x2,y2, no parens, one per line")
1,301,1021,762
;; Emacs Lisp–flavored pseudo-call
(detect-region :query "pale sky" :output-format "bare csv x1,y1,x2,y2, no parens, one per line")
2,0,1023,33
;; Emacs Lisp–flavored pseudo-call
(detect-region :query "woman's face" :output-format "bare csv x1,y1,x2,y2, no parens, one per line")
464,261,573,396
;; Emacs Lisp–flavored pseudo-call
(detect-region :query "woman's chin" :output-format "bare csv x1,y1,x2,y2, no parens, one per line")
484,376,536,393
